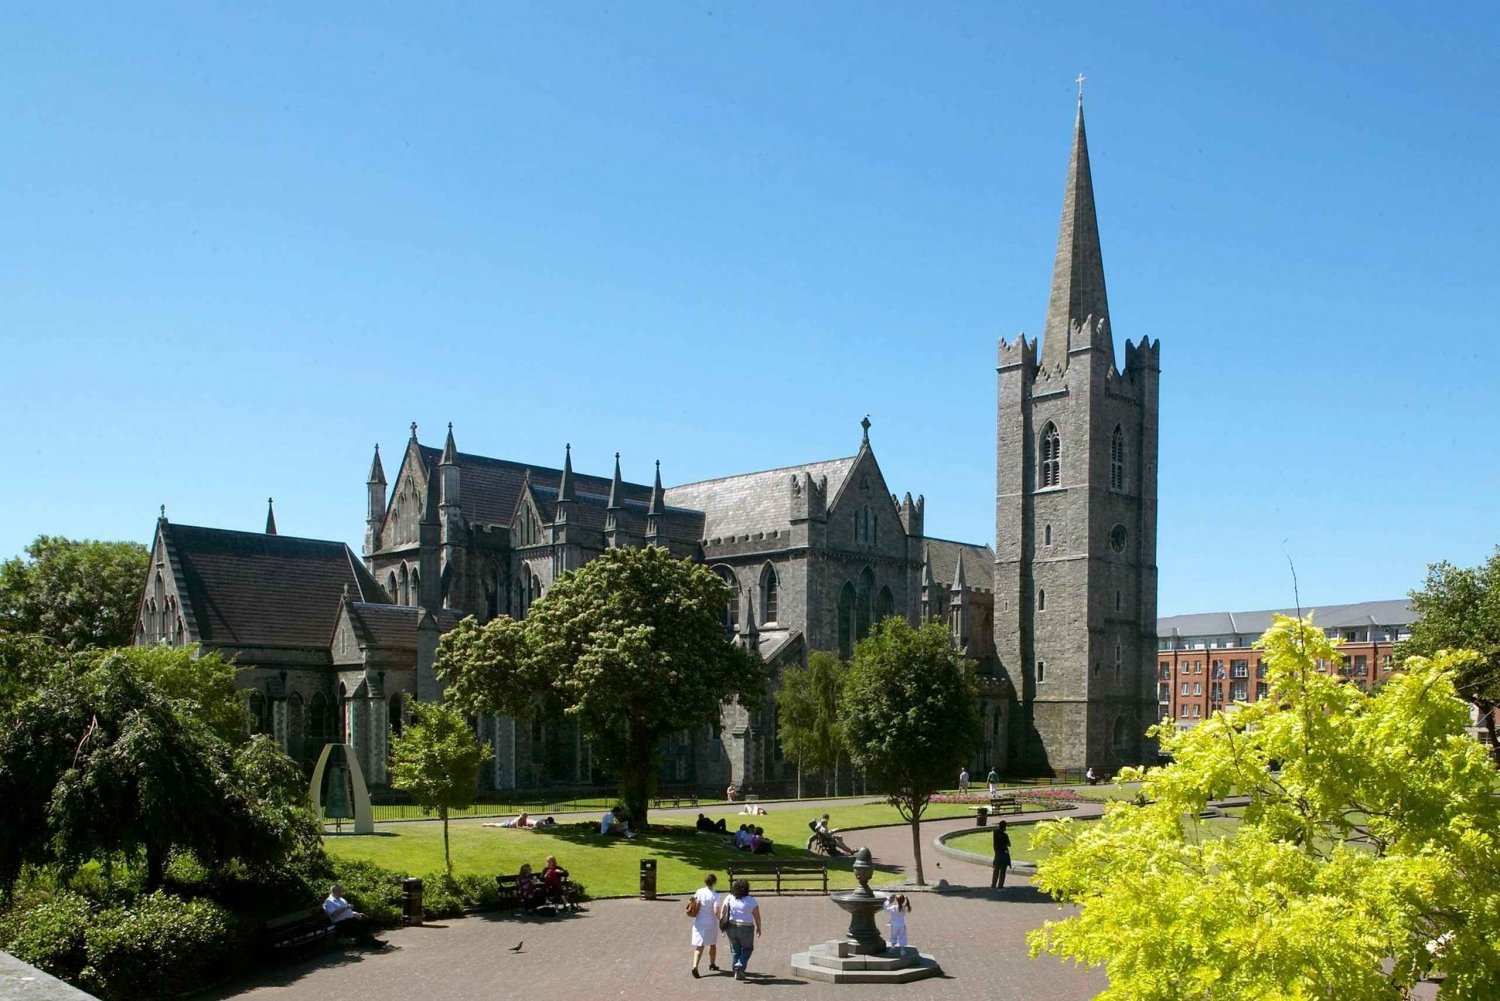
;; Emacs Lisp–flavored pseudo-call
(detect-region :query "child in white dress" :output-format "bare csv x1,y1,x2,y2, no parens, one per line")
883,893,911,948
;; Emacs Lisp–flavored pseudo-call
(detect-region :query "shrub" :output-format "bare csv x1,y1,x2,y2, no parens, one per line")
80,891,236,1000
0,891,92,981
331,859,405,927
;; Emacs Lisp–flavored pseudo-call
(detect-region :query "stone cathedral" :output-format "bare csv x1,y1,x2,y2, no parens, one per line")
132,101,1159,790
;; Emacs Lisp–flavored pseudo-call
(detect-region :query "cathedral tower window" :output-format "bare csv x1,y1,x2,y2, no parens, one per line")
398,565,410,605
386,571,397,602
1037,660,1046,684
1110,425,1126,491
1043,523,1053,547
1039,422,1062,488
1037,588,1047,612
761,564,779,625
410,567,421,603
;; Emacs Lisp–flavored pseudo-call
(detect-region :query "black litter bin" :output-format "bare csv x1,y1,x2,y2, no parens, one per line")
975,806,989,827
402,877,424,925
639,859,657,900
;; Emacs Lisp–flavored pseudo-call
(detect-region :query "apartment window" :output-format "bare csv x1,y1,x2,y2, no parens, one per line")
1191,704,1201,717
1180,706,1189,718
1381,654,1393,671
1194,661,1203,674
1352,655,1368,677
1210,682,1223,702
1230,681,1248,701
1192,682,1202,696
1256,682,1269,700
1231,659,1249,679
1255,659,1266,678
1181,682,1189,696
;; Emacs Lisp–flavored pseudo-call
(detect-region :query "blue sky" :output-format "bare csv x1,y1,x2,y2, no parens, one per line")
3,3,1496,616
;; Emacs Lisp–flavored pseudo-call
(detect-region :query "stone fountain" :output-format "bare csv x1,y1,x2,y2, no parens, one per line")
789,847,942,984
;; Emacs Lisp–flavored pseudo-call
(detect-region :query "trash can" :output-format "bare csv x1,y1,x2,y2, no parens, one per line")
402,877,424,925
975,806,989,827
639,859,658,900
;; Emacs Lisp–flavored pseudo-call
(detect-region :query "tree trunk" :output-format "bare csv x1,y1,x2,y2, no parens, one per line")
145,843,167,891
909,816,925,886
796,756,803,799
441,805,452,877
833,751,840,797
1481,699,1500,766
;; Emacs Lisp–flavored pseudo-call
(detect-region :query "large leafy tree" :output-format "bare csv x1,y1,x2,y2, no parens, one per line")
389,701,490,877
437,546,764,827
0,536,149,650
110,645,248,745
1399,548,1500,761
1029,615,1500,999
0,631,68,715
775,651,849,797
840,618,981,885
0,653,295,892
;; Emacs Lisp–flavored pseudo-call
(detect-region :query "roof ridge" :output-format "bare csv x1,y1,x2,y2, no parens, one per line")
667,455,859,490
171,522,351,548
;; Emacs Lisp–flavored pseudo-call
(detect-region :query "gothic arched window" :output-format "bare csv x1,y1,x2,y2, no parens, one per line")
1037,588,1047,612
856,567,875,641
389,693,405,738
1039,422,1062,488
714,566,740,633
410,567,421,604
761,564,779,624
519,562,534,617
398,564,410,605
876,586,894,622
1110,425,1126,491
1043,523,1053,547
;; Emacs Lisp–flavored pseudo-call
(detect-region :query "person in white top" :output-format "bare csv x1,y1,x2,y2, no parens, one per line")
688,873,722,977
323,883,384,948
958,768,969,792
883,892,911,948
717,878,762,981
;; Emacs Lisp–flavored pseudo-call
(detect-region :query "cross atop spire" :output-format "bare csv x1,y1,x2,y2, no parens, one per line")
607,452,623,510
367,444,386,485
409,421,418,441
860,414,871,445
1075,72,1085,103
647,459,664,517
558,443,576,502
265,497,277,536
440,423,459,466
1039,98,1112,373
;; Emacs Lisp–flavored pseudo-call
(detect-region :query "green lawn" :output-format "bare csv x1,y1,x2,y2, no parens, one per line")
325,800,985,896
946,812,1242,865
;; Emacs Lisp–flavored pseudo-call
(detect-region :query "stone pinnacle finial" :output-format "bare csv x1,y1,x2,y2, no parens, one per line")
265,497,277,536
159,504,166,520
409,421,418,441
860,414,871,444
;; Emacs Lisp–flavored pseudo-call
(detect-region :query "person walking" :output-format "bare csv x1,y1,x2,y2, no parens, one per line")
689,873,722,977
718,878,762,981
958,767,969,793
986,767,999,797
991,819,1011,889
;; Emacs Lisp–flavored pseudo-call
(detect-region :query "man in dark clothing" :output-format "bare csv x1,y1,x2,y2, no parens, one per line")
991,820,1011,889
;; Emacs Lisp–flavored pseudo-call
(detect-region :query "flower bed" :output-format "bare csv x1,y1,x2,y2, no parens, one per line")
928,788,1082,809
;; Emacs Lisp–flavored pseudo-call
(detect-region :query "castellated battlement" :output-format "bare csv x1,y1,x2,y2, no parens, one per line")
997,334,1038,372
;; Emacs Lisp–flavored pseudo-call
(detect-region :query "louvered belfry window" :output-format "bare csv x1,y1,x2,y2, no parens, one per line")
1039,423,1061,488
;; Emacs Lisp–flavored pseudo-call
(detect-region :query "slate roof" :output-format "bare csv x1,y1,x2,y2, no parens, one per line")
926,538,994,592
1157,599,1416,639
347,602,463,651
413,446,704,542
663,457,858,542
165,522,385,650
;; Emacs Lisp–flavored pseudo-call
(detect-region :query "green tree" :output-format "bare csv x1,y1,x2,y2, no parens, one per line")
389,701,490,877
776,651,849,797
0,653,292,892
839,618,981,885
0,631,67,715
108,645,248,745
436,546,764,827
1399,549,1500,762
1028,615,1500,999
0,536,149,650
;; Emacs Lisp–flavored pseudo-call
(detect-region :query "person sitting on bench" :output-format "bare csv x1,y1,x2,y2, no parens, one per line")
323,883,385,948
517,863,545,914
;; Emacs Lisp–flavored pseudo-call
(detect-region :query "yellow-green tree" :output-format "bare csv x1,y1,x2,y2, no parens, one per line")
1028,615,1500,999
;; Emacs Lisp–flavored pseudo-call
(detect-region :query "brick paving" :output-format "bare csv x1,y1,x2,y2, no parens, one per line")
212,811,1109,1001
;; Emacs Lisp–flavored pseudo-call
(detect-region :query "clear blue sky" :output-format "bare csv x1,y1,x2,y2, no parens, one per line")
3,3,1497,616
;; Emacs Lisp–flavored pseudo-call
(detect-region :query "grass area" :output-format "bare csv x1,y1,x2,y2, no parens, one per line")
946,812,1242,866
325,800,982,896
1070,781,1144,803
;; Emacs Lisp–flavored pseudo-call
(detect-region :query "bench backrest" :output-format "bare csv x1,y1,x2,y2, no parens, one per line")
265,907,327,931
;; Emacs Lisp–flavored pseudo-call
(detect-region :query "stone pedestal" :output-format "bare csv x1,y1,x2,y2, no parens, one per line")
790,942,942,984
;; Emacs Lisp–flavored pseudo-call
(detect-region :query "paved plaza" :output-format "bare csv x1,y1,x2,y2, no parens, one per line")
212,813,1109,1001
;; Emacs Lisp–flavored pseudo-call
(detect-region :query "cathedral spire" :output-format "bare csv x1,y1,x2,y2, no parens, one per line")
439,423,458,466
1040,97,1112,372
951,549,967,592
558,443,576,502
607,452,623,510
366,444,385,486
265,497,277,535
647,459,664,517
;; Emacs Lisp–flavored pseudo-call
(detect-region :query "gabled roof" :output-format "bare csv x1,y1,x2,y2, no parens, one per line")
345,601,463,652
925,538,994,593
1157,599,1416,640
414,445,657,529
163,522,385,650
664,457,857,541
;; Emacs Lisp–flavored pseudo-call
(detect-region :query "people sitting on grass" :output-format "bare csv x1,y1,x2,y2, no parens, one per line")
601,805,636,838
734,823,753,849
323,883,386,948
696,813,729,833
747,826,773,854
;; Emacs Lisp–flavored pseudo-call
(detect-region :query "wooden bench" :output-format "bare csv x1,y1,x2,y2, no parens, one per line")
495,870,583,913
988,795,1021,815
726,859,829,895
652,788,701,809
264,907,336,955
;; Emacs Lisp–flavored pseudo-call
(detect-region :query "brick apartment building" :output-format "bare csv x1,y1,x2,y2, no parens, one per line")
1155,600,1417,727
